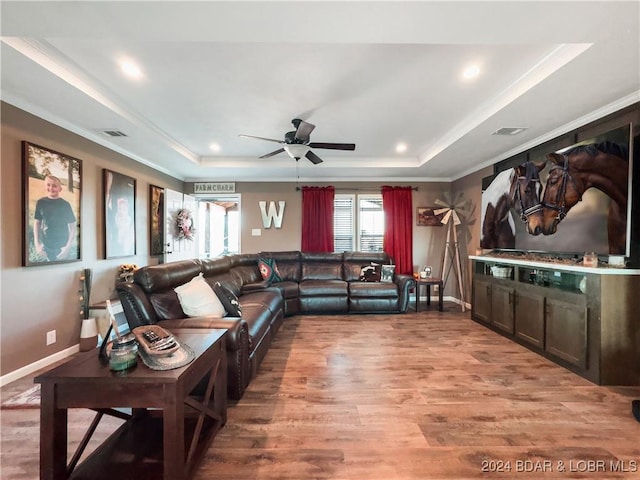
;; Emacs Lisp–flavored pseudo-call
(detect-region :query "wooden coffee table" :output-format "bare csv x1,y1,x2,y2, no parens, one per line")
36,329,227,480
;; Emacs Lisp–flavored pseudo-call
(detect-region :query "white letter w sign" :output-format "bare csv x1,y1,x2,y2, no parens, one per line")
259,201,285,228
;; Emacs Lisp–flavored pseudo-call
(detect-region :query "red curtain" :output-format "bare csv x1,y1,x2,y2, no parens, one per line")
382,186,413,275
301,186,335,252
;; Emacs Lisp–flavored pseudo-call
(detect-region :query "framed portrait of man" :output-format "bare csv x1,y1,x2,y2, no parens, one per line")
104,169,136,258
22,141,82,266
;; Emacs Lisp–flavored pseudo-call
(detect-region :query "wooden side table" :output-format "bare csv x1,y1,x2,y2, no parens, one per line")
415,278,444,312
36,329,227,480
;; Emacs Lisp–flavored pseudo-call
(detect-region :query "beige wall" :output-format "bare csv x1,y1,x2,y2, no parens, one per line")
233,183,303,253
0,103,183,376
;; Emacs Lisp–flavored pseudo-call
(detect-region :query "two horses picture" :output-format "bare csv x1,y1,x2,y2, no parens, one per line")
481,125,633,256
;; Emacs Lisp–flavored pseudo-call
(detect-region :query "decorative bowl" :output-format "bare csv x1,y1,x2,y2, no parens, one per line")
133,325,180,357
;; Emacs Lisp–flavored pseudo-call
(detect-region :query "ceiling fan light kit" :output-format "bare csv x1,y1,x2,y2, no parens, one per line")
283,144,310,160
240,118,356,164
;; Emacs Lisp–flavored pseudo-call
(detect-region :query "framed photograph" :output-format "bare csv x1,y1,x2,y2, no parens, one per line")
381,264,396,282
104,169,136,258
22,141,82,266
149,184,165,256
416,206,444,227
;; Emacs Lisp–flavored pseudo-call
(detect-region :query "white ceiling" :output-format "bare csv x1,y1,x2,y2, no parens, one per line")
1,1,639,183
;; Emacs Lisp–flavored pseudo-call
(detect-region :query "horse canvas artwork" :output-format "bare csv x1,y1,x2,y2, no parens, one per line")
527,141,630,255
480,161,544,249
484,123,633,256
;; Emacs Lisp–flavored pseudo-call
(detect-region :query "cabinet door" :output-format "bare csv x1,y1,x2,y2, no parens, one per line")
545,297,587,368
514,289,545,348
491,283,515,334
472,278,492,324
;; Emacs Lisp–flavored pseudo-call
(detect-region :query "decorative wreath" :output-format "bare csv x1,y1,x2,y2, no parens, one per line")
175,208,196,240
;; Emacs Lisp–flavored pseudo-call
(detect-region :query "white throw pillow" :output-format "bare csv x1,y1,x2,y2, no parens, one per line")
174,273,226,318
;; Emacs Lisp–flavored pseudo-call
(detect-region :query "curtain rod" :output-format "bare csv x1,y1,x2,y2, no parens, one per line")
295,186,419,191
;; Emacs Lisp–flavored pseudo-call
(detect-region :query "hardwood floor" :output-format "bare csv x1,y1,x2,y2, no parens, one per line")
2,305,639,479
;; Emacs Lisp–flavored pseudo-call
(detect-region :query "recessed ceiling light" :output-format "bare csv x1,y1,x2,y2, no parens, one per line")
119,59,143,79
395,143,407,153
209,143,221,152
462,65,480,80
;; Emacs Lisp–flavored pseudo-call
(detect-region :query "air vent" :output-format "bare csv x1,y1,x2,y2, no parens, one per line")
492,127,528,136
101,130,127,137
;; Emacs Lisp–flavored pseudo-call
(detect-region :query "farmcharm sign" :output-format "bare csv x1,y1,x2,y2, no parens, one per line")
193,182,235,194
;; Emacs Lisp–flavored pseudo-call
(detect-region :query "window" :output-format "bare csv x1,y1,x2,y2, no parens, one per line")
197,196,240,258
334,195,355,251
333,194,384,252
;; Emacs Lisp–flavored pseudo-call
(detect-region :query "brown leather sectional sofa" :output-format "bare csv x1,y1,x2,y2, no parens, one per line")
116,251,415,400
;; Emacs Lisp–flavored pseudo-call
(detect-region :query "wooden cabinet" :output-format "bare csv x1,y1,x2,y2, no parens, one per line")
514,288,545,349
491,283,514,334
471,277,492,324
470,258,640,386
545,297,587,368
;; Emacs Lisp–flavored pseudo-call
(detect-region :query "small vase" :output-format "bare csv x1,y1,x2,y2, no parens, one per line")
79,317,99,351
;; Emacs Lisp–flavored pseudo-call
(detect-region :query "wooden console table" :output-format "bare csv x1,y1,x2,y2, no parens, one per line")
415,278,444,312
36,329,227,480
470,255,640,385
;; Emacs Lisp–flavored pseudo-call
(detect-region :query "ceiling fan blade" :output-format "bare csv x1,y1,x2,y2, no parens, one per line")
238,134,284,144
305,150,323,164
292,119,315,142
308,142,356,151
259,148,285,159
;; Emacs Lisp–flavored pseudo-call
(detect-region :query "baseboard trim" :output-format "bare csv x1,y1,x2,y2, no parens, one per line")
416,295,471,311
0,344,79,387
445,296,472,310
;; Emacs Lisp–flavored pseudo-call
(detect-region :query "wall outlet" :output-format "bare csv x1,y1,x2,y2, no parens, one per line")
433,284,439,292
46,330,56,346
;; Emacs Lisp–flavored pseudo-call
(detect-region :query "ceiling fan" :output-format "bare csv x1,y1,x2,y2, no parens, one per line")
239,118,356,164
